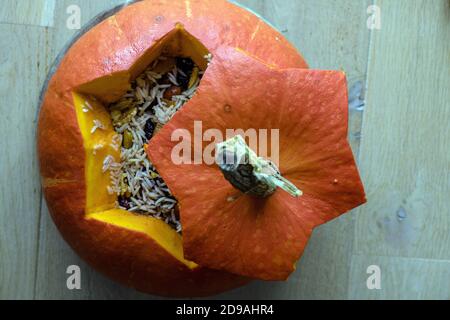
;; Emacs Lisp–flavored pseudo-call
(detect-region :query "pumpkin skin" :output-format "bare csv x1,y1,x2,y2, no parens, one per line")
37,0,308,297
147,47,366,281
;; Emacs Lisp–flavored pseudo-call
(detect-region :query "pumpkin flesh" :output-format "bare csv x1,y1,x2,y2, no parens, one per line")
71,92,194,267
71,27,214,267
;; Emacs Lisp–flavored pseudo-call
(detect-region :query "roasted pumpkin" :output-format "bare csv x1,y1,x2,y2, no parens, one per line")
37,0,310,297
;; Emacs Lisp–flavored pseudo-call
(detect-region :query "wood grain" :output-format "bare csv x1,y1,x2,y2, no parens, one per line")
349,255,450,300
48,0,125,51
354,0,450,260
1,0,449,300
252,0,372,153
350,0,450,299
0,24,52,299
0,0,55,27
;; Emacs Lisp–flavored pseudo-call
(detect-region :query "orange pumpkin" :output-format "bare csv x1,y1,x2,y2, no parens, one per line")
37,0,309,297
147,47,366,280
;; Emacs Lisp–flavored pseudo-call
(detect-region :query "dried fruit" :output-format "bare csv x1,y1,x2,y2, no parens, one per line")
144,120,155,140
188,67,199,89
111,110,122,123
177,72,190,89
163,86,182,100
176,57,195,74
119,174,132,198
118,195,131,210
150,171,159,179
123,130,133,149
114,107,137,127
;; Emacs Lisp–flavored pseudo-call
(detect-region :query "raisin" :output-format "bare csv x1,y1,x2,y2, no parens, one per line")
177,73,190,89
144,120,155,140
118,196,131,209
176,57,198,90
174,206,180,219
176,57,195,74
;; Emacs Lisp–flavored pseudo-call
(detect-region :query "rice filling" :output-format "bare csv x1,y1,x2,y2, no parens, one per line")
106,56,208,233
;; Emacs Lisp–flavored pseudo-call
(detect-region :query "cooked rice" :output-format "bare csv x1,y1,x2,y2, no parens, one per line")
104,56,206,233
91,119,105,133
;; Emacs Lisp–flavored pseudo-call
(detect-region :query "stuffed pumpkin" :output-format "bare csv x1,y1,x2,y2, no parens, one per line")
37,0,365,297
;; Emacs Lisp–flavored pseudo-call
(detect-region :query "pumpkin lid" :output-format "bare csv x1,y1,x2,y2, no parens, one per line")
146,47,366,280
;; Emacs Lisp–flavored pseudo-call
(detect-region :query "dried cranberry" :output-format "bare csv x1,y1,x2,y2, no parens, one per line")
163,85,182,100
144,120,155,140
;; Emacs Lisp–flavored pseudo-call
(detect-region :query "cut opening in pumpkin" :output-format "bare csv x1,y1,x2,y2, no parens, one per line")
71,25,211,267
108,53,210,232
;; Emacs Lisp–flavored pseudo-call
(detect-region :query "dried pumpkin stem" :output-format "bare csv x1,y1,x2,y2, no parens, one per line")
216,135,302,198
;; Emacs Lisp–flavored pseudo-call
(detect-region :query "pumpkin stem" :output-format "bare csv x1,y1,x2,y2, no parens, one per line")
216,135,302,198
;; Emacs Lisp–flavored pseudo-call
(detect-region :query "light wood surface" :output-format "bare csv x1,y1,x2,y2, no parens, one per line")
0,0,449,300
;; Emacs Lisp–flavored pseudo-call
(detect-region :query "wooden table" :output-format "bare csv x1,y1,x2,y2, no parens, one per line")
1,0,449,300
